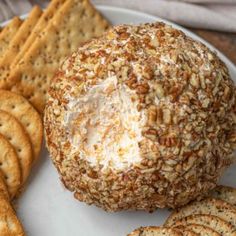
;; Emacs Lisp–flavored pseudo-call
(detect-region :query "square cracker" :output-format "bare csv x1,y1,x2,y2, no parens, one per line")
0,17,22,56
0,6,42,88
12,0,66,66
8,0,110,113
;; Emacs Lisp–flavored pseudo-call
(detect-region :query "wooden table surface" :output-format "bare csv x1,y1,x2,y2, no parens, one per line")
191,29,236,66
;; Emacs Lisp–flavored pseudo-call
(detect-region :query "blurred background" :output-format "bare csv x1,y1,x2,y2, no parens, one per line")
0,0,235,63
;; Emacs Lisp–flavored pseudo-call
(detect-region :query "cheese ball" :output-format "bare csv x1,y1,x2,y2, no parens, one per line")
44,22,236,212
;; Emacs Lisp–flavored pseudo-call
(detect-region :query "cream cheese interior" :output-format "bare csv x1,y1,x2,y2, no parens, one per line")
65,76,145,170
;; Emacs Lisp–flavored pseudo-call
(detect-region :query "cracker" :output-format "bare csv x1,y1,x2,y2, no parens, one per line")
181,231,197,236
0,171,10,200
0,134,21,198
8,0,110,113
128,226,182,236
173,226,203,236
0,6,42,89
175,224,220,236
0,90,43,161
172,214,236,235
165,198,236,228
210,185,236,207
0,193,25,235
181,231,198,236
0,110,33,183
174,227,198,236
12,0,66,66
0,17,22,56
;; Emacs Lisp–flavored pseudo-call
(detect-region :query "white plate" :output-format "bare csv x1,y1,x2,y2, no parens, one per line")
1,6,236,236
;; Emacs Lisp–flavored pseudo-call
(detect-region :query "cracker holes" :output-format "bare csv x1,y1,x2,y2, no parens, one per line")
91,27,95,33
23,75,28,80
0,123,2,127
17,148,22,153
80,30,85,37
55,58,61,64
26,123,30,128
68,43,73,51
28,93,35,100
4,175,8,180
26,94,31,99
0,162,2,166
34,61,41,67
54,4,60,10
80,9,85,16
90,12,95,19
15,45,20,51
11,105,15,109
7,136,12,141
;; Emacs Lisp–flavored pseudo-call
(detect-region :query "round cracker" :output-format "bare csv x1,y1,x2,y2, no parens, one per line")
0,110,33,182
165,198,236,228
0,193,25,235
175,224,220,236
128,226,182,236
0,171,10,200
174,225,202,236
0,90,43,161
182,231,198,236
0,134,21,198
173,214,236,235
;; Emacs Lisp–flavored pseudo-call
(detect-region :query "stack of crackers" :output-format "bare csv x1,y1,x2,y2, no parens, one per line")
0,90,42,235
128,185,236,236
0,0,109,234
0,0,110,114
